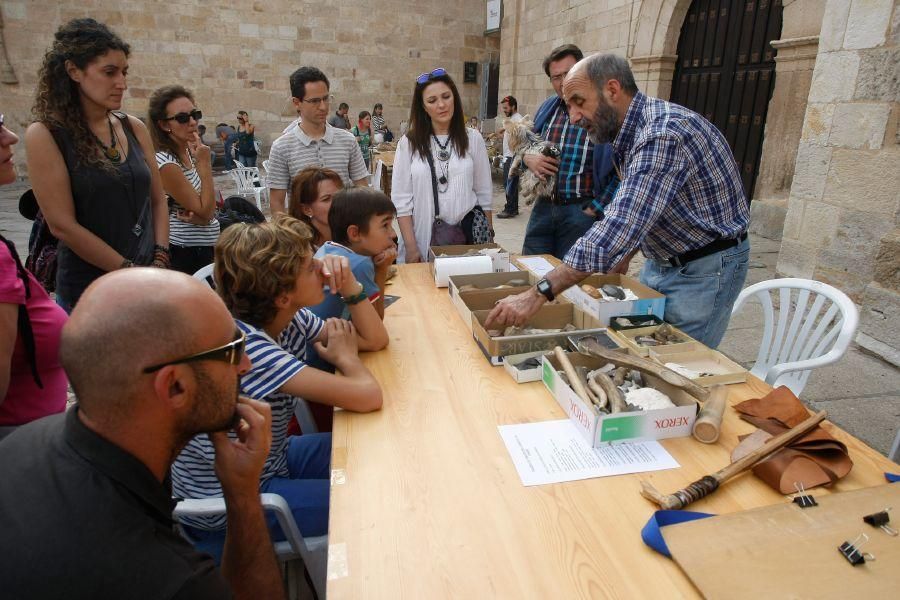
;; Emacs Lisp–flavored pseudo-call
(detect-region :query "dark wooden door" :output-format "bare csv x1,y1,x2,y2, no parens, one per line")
670,0,783,199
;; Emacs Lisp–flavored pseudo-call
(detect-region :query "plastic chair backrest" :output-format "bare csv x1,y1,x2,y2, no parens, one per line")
173,493,327,598
731,278,858,396
262,159,271,173
192,263,215,288
230,167,261,192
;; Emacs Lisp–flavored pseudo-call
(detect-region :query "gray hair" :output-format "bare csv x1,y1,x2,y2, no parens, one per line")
584,54,639,96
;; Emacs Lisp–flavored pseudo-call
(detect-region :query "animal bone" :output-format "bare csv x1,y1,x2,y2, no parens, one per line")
590,369,626,413
601,284,626,300
581,284,602,299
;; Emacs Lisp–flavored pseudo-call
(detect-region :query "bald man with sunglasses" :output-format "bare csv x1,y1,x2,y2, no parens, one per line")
0,268,286,600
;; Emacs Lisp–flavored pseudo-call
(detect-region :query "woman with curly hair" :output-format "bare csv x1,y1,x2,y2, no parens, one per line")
148,85,219,274
25,18,169,311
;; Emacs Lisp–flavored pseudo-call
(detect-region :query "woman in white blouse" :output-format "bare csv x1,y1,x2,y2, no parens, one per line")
391,68,493,263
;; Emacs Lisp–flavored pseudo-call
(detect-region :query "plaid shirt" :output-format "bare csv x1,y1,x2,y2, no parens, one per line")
564,92,749,273
539,99,593,202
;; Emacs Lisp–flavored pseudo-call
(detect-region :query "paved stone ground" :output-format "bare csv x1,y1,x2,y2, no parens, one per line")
2,174,897,458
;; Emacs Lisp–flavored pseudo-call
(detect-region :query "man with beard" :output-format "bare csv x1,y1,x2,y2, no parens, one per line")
0,269,286,599
487,53,750,349
496,95,524,219
520,44,616,258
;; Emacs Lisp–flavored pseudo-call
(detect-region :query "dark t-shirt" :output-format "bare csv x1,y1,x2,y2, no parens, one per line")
0,409,232,599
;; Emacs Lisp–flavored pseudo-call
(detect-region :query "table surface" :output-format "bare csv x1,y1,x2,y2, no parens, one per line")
327,264,897,599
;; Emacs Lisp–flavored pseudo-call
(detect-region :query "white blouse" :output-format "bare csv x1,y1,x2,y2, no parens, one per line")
391,128,493,263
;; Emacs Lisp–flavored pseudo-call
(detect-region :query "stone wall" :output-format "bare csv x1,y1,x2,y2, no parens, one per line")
0,0,499,165
777,0,900,363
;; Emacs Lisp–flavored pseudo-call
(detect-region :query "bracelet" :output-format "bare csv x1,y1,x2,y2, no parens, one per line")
341,282,368,305
120,258,134,269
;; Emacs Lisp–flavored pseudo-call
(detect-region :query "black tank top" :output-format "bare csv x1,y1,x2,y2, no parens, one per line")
50,113,154,305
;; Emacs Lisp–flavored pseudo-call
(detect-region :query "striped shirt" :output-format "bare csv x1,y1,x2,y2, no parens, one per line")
155,151,220,247
541,101,593,202
372,114,387,134
171,309,324,530
267,123,368,206
564,92,749,273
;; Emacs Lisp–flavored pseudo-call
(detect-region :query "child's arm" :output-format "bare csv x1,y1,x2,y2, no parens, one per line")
279,319,382,413
321,254,389,351
371,246,398,319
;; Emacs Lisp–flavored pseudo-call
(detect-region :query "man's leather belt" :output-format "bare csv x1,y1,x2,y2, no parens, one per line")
667,232,747,268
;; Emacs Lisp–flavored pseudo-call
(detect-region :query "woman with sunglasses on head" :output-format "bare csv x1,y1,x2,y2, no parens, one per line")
391,68,493,263
0,114,69,441
25,18,169,312
148,85,220,275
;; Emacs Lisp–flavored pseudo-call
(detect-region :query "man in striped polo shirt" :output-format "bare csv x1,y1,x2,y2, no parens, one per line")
268,66,369,215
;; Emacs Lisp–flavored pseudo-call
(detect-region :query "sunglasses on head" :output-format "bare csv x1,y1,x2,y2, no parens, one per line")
416,68,447,85
143,329,246,373
164,109,203,124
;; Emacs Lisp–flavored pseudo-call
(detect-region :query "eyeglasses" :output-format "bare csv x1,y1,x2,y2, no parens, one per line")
416,68,447,85
143,329,246,373
550,71,571,83
301,94,334,106
164,109,203,124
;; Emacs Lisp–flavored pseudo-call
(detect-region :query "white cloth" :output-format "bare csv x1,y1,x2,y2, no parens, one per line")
502,112,524,158
391,128,493,263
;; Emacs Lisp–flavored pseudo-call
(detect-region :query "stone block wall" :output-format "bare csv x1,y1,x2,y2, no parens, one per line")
777,0,900,362
0,0,499,165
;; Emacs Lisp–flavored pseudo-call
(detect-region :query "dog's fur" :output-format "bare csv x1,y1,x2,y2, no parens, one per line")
504,115,560,206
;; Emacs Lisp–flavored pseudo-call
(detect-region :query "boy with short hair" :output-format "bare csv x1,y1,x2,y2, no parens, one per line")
311,187,398,321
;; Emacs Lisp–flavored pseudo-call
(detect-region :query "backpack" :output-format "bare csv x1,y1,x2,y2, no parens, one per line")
215,195,266,231
19,190,58,294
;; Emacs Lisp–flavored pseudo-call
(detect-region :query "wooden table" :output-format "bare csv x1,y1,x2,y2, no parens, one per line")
328,264,896,598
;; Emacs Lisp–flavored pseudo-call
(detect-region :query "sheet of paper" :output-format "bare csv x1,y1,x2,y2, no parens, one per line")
516,256,555,277
498,419,680,486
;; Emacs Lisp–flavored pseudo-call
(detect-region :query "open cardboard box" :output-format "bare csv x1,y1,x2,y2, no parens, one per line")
606,323,699,357
502,350,551,383
566,274,666,325
542,351,700,445
471,303,607,366
448,272,536,328
429,243,510,286
648,346,748,386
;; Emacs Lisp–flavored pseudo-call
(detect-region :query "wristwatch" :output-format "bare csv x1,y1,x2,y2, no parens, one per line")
536,278,555,302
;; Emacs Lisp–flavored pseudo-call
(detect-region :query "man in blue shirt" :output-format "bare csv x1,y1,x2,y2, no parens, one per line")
487,54,750,349
521,44,615,259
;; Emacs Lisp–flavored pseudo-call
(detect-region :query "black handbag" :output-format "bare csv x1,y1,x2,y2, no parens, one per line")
426,150,466,247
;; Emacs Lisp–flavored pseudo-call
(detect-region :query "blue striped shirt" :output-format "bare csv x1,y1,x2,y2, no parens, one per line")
564,92,749,273
171,309,324,530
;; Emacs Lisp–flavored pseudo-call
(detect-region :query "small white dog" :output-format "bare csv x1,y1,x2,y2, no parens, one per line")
504,115,561,206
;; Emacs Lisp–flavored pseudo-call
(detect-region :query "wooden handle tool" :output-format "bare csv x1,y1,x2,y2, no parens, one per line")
692,384,728,444
641,410,828,509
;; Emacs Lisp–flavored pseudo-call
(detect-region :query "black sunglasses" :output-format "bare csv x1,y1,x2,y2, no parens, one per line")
143,329,246,373
164,109,203,124
416,67,447,85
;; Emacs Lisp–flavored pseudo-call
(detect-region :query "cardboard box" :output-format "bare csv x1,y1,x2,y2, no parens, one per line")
429,244,511,286
648,346,748,386
607,314,665,330
471,303,607,366
448,272,535,330
541,351,700,445
565,274,666,326
606,323,699,357
502,350,551,383
566,330,623,353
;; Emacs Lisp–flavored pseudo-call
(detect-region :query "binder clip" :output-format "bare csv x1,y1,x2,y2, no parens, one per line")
791,482,817,508
838,533,875,566
863,507,898,536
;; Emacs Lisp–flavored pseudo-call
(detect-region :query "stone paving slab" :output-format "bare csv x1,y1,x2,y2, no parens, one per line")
1,174,897,457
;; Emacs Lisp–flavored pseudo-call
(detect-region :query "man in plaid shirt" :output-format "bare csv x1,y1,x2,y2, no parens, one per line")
488,54,750,348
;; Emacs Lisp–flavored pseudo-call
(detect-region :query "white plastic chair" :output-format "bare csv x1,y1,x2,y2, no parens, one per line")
173,493,327,599
262,159,271,173
890,429,900,463
229,166,268,210
731,278,858,396
192,263,215,288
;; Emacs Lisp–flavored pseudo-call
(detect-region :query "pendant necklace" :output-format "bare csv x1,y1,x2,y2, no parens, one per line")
432,134,451,162
92,115,122,164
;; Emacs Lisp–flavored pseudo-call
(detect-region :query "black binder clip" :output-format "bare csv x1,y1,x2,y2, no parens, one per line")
863,507,898,536
838,533,874,566
791,482,817,508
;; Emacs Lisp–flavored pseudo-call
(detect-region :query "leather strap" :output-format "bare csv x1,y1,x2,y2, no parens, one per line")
667,232,748,267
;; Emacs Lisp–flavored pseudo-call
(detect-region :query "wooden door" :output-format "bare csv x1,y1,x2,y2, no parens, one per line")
670,0,783,199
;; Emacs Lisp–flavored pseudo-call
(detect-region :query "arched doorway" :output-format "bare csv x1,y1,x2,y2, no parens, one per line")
669,0,783,199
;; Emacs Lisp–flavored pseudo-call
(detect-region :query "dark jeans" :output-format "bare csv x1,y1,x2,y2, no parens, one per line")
170,245,214,275
237,154,257,168
502,157,519,213
521,200,595,259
